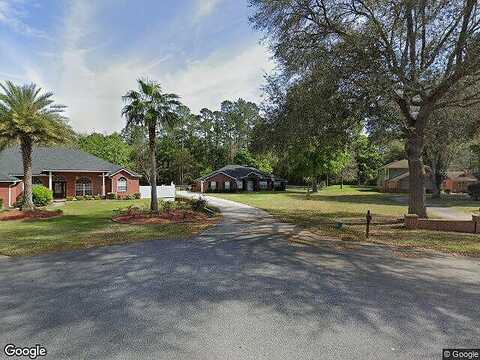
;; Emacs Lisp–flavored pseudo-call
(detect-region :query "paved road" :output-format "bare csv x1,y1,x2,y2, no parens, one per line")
389,195,472,220
1,196,479,360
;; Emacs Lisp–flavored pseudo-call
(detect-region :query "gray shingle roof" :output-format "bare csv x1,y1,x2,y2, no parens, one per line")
0,146,139,181
197,164,286,182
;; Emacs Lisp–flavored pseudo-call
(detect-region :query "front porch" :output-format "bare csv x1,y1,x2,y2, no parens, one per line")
33,171,111,199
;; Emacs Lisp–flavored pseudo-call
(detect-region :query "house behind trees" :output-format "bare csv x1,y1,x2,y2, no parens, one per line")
192,165,287,193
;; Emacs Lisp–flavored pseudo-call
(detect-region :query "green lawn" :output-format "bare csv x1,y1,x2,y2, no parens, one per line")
209,186,480,256
0,200,214,257
210,185,407,225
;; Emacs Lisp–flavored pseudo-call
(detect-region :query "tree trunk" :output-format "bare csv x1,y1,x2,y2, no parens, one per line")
20,138,35,211
312,177,318,192
148,125,159,213
406,133,427,217
341,175,344,189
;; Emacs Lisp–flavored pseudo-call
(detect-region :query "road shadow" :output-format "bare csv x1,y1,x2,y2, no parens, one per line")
0,201,479,359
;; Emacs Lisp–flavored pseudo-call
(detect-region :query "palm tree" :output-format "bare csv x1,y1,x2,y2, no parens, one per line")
122,79,181,212
0,81,74,211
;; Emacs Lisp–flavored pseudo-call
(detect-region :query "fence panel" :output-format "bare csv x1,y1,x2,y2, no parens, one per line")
140,183,175,201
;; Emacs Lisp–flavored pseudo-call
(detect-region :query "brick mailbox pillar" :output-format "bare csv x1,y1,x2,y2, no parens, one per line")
404,214,419,229
472,214,480,233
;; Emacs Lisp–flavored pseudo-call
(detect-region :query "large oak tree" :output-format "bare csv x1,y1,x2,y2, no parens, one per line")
250,0,480,216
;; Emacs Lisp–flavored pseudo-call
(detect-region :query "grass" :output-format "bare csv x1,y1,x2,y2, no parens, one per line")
209,185,480,256
0,200,215,257
210,185,407,226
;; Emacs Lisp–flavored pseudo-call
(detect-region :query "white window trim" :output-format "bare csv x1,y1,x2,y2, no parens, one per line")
117,177,128,193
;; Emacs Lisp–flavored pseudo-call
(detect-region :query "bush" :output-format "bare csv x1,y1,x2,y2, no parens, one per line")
76,195,84,201
32,185,53,206
0,198,3,209
126,194,135,200
94,195,102,200
468,183,480,200
134,192,141,199
66,196,75,201
191,197,208,212
106,192,116,200
84,195,94,200
159,200,175,213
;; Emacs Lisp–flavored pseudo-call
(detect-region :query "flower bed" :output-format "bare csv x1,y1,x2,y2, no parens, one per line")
112,209,212,225
0,209,63,221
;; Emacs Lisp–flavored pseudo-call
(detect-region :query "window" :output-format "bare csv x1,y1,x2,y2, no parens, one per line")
76,177,92,196
237,180,243,190
260,181,268,190
274,181,282,189
224,181,230,191
33,177,44,185
117,177,128,193
210,181,217,190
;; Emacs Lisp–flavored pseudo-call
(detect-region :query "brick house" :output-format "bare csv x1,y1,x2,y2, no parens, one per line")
442,171,479,193
192,165,287,193
0,146,140,207
377,159,434,193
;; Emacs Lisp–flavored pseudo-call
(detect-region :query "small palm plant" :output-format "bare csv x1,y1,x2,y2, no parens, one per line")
122,79,181,212
0,81,74,211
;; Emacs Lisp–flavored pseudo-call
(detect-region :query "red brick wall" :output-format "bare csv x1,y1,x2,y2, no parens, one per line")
0,184,9,207
110,171,140,196
51,172,105,197
0,182,23,207
405,214,480,233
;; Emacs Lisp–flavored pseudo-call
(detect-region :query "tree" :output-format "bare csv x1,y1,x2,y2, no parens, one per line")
78,133,133,169
0,81,74,211
250,0,480,217
353,135,384,185
122,79,181,212
424,107,478,197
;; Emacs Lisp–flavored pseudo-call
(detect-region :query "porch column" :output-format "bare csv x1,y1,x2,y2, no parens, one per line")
49,171,53,191
102,173,106,196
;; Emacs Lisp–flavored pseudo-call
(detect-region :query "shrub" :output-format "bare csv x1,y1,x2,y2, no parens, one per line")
32,185,53,206
126,194,135,200
85,195,94,200
468,183,480,200
159,200,175,213
134,192,141,199
76,195,85,201
66,196,75,201
0,198,3,209
106,192,116,200
94,195,102,200
191,197,208,212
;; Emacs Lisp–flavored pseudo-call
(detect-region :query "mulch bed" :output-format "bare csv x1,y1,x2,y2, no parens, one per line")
112,210,212,225
0,209,63,221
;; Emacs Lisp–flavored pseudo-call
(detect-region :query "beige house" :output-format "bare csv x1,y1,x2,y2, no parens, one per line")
377,159,434,193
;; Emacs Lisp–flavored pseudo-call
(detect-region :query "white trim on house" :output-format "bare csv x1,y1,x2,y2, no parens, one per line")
42,169,111,173
201,171,237,181
240,172,265,179
108,168,140,178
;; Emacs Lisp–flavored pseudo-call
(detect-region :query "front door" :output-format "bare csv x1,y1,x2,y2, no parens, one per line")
53,182,66,199
247,180,254,192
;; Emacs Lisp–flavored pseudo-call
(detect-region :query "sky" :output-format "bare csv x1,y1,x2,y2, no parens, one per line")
0,0,274,133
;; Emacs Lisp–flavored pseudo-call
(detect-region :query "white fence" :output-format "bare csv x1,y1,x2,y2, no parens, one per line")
140,183,175,202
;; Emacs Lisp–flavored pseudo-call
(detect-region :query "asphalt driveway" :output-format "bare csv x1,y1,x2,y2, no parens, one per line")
1,195,479,359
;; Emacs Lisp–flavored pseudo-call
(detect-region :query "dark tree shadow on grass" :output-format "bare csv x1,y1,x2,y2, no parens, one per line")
0,203,478,359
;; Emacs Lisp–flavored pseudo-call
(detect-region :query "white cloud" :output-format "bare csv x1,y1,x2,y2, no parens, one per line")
55,42,273,133
194,0,223,20
3,0,274,134
0,0,47,37
162,44,274,113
